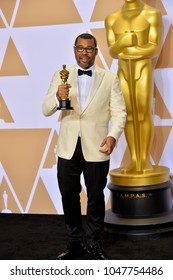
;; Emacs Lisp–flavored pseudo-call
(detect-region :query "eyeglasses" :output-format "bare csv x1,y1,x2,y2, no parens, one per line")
74,46,96,53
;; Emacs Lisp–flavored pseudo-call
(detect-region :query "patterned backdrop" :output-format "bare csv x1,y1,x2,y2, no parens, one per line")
0,0,173,214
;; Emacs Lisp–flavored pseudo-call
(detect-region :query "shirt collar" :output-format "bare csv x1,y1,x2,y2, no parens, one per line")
77,64,95,73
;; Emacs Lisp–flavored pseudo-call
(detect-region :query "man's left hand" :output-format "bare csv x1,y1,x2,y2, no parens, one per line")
99,136,116,155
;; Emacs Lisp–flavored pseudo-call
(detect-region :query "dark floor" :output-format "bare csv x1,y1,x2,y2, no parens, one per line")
0,214,173,260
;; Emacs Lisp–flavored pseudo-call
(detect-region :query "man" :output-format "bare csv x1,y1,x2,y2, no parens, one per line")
105,0,162,174
42,33,126,259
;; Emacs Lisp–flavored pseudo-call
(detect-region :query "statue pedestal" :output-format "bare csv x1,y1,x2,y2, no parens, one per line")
104,166,173,238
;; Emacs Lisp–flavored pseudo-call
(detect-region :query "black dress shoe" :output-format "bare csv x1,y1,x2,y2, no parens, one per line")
57,242,86,260
87,243,108,260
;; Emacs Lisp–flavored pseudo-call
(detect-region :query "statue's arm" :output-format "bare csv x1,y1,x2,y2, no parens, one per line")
123,11,163,59
105,10,162,60
105,14,138,59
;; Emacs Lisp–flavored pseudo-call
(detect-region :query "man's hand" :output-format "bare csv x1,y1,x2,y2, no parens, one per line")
99,136,116,155
56,84,71,100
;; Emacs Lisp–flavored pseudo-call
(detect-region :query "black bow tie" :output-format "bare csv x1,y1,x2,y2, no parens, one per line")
78,69,92,77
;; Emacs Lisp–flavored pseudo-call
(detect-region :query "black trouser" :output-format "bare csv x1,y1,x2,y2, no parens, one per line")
57,137,109,246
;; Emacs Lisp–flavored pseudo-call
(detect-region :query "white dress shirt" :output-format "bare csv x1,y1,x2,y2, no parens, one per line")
77,65,95,111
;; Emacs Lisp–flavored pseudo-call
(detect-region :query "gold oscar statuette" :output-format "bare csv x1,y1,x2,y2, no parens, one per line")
57,64,73,110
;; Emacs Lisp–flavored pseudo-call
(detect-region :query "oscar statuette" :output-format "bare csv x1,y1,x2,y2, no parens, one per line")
57,64,73,110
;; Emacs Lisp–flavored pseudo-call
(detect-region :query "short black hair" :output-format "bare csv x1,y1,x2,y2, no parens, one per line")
74,33,97,48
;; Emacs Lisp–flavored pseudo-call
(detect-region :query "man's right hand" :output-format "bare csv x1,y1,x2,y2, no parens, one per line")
56,84,71,100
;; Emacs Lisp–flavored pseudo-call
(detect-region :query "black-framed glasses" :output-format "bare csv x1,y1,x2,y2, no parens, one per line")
74,45,96,53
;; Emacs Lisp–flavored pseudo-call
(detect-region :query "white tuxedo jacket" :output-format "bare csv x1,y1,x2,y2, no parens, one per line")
42,65,126,162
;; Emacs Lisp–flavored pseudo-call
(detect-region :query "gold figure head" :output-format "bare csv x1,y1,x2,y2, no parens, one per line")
60,64,69,85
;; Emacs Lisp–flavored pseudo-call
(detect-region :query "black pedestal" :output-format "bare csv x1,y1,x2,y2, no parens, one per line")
108,182,172,216
104,181,173,238
57,99,73,110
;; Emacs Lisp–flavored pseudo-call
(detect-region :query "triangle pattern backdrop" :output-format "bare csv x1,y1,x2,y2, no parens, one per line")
0,0,173,214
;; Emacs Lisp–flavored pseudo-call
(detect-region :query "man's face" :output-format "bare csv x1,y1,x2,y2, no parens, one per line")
74,38,98,69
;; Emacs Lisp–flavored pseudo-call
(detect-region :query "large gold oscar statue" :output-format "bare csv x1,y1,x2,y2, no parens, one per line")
104,0,172,221
105,0,170,187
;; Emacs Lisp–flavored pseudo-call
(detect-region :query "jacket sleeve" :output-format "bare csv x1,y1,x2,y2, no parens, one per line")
108,75,127,141
42,71,60,116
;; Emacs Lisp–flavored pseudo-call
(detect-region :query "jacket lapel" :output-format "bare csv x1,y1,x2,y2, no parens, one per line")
81,66,105,113
68,65,105,115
